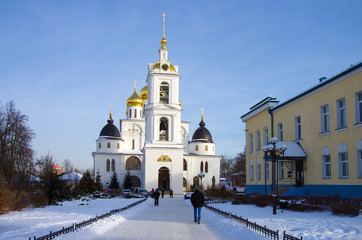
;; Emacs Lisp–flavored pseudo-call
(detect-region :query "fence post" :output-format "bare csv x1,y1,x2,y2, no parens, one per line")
277,229,279,240
73,223,76,232
229,212,231,219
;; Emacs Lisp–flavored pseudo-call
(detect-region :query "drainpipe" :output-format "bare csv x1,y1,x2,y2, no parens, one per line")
267,108,274,195
268,108,274,137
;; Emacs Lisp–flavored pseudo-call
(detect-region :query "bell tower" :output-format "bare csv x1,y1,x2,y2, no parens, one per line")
144,13,182,144
143,14,184,194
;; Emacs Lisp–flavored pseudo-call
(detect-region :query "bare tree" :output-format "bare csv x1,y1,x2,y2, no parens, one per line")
62,159,73,174
0,101,35,185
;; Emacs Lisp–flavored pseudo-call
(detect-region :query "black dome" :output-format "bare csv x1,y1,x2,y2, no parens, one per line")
191,119,213,143
99,117,121,138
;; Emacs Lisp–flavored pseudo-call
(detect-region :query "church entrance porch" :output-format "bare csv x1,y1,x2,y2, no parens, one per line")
158,167,170,190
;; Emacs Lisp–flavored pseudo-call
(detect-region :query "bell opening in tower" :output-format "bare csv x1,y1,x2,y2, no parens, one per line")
160,82,169,104
159,117,169,141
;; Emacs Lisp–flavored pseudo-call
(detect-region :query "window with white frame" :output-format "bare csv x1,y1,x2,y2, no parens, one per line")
358,140,362,178
338,143,348,178
257,159,261,180
249,160,254,181
337,98,346,129
249,134,253,153
295,116,301,140
356,91,362,124
321,105,329,132
256,132,260,151
264,129,268,145
278,123,283,141
279,161,284,179
266,162,269,180
322,147,331,178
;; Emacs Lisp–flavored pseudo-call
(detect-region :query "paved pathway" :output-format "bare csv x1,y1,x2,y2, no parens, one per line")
100,195,266,240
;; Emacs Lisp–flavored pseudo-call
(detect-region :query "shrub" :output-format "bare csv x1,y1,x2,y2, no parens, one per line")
330,199,360,217
30,192,48,208
0,185,12,214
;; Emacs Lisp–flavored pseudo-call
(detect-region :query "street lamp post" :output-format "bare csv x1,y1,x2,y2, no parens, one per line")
198,171,205,190
262,137,287,215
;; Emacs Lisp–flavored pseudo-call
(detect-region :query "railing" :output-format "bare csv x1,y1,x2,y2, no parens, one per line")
205,200,303,240
29,197,147,240
283,231,303,240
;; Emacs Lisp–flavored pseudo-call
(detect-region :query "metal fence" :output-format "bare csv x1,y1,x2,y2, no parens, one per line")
205,200,303,240
29,197,147,240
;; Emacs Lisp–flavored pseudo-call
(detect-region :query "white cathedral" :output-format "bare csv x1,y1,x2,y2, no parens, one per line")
92,17,220,194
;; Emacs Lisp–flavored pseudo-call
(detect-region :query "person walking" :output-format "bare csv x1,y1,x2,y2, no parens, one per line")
190,189,205,224
154,189,160,206
161,188,165,198
169,189,173,198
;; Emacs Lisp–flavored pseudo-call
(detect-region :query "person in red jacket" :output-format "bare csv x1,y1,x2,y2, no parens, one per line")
190,189,205,224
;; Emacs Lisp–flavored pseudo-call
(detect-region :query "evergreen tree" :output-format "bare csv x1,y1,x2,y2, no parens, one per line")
77,170,96,195
109,172,120,189
95,170,103,191
122,171,133,190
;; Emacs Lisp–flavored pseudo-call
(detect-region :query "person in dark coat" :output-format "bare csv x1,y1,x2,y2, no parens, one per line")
161,188,165,198
190,189,205,224
154,189,160,206
169,189,173,198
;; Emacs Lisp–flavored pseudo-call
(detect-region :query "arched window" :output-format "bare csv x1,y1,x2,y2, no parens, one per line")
111,159,115,172
159,117,169,141
205,161,208,173
126,156,141,170
193,176,199,188
98,142,101,149
130,176,141,187
160,82,169,104
195,145,199,151
117,142,120,149
183,159,187,171
200,161,204,172
132,139,135,149
183,177,187,187
129,109,132,118
107,142,111,148
205,145,208,151
106,159,110,172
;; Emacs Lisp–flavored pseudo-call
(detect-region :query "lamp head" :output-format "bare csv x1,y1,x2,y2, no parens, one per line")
271,137,278,144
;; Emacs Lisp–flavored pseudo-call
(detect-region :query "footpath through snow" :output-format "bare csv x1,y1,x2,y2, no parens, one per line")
58,195,266,240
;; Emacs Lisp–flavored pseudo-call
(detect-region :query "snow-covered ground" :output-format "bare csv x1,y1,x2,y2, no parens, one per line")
0,197,141,240
208,202,362,240
0,195,361,240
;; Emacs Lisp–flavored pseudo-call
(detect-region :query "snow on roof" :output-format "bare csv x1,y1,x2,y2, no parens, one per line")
276,142,307,159
60,172,83,181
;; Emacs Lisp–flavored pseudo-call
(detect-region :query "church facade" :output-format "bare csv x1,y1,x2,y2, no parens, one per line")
92,18,220,194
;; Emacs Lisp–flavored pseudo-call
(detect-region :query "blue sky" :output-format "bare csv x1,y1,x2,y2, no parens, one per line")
1,0,361,171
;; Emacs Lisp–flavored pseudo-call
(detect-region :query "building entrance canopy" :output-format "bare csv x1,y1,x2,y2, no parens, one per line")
264,142,307,160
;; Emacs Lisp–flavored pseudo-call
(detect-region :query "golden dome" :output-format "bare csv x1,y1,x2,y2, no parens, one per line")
152,61,177,72
140,85,148,100
126,91,143,107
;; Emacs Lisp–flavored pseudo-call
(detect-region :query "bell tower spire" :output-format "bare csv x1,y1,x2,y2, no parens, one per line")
159,13,168,61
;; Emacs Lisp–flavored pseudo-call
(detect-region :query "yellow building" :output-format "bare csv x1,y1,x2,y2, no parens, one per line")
241,62,362,198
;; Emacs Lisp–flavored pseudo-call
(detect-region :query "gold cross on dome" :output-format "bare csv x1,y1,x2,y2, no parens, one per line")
109,104,112,117
201,107,204,120
163,13,166,38
134,80,137,91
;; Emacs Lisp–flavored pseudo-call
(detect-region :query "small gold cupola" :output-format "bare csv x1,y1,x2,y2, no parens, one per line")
126,81,143,107
139,85,148,100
